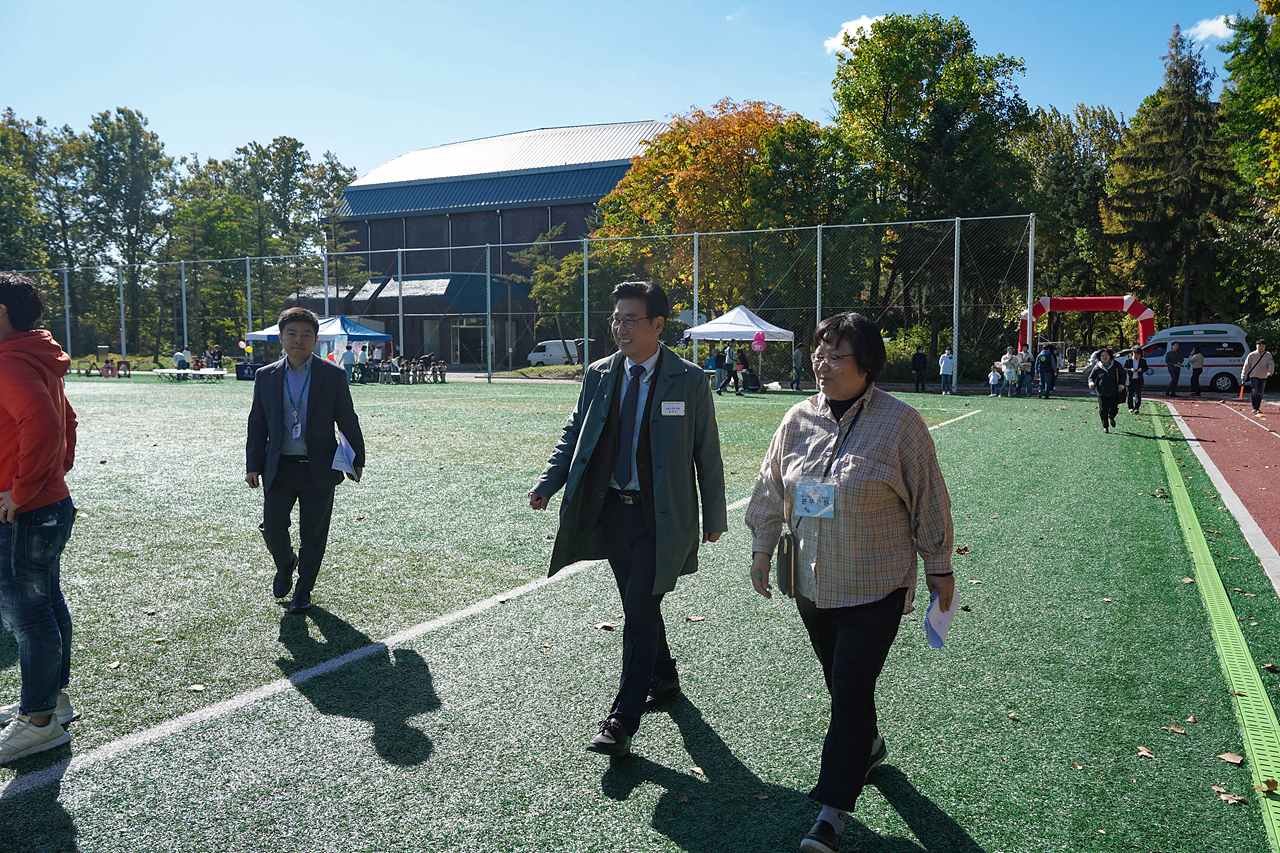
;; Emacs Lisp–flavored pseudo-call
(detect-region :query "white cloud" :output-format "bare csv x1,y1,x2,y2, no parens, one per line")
1186,15,1233,42
824,15,884,54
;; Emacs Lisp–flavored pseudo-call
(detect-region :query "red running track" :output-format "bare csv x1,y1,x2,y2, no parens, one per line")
1167,398,1280,577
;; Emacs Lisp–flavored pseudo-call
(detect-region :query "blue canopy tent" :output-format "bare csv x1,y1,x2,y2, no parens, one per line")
245,315,392,342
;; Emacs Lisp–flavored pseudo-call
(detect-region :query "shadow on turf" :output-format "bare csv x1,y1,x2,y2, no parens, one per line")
600,696,985,853
275,606,441,767
2,767,79,852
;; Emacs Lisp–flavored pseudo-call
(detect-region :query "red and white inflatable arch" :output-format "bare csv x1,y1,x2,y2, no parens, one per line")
1018,295,1155,351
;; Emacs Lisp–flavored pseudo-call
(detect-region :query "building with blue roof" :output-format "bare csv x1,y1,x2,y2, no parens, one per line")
300,121,666,366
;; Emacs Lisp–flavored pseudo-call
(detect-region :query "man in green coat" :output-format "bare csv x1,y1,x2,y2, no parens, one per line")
529,280,727,757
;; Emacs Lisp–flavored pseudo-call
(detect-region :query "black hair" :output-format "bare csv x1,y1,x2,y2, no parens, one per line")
813,312,887,382
611,280,670,320
0,272,46,332
277,306,319,334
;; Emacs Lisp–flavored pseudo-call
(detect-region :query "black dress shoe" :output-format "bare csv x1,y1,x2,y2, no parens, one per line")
585,717,631,757
644,675,681,710
273,558,296,599
800,819,842,853
289,593,312,614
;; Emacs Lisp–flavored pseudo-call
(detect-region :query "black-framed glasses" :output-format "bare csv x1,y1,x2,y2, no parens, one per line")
611,314,653,331
811,352,854,367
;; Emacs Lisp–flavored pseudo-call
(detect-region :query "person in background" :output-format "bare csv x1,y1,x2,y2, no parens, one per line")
911,346,927,393
1066,344,1078,372
1123,347,1148,415
339,344,356,384
746,312,954,853
210,344,223,369
1241,340,1274,417
793,344,806,392
1164,342,1183,397
1036,344,1055,398
1016,348,1033,396
244,307,365,614
717,343,740,396
0,273,81,764
1188,345,1204,397
735,343,750,397
1088,347,1126,433
988,364,1002,397
529,280,726,758
938,347,955,395
373,344,383,362
356,344,368,383
1000,347,1019,397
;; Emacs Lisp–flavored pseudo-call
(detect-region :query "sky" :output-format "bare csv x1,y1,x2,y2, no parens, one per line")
0,1,1251,179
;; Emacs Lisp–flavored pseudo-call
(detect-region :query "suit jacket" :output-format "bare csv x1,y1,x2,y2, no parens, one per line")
246,354,366,492
535,345,728,595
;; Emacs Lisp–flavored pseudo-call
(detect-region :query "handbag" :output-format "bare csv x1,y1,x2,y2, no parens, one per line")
775,529,797,599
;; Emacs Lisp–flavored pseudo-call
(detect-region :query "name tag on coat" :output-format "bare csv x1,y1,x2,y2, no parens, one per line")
661,402,685,416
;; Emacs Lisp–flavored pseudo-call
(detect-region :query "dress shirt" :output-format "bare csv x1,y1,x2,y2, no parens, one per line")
615,348,661,492
281,357,312,457
746,386,953,609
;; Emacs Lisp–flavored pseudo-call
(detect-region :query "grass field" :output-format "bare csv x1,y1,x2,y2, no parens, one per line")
1,377,1276,852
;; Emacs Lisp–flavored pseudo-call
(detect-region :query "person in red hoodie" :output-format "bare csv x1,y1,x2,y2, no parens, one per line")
0,273,80,764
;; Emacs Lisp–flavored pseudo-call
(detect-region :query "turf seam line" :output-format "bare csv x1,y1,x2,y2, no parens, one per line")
1158,409,1280,853
1167,403,1280,596
1217,400,1280,439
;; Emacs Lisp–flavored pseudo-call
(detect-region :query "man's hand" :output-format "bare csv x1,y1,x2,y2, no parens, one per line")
528,491,550,510
702,530,722,544
927,572,956,613
245,472,261,488
750,551,772,599
0,490,21,524
345,466,363,482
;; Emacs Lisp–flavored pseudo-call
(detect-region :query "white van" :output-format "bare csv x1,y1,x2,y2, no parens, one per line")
526,340,580,367
1132,324,1249,393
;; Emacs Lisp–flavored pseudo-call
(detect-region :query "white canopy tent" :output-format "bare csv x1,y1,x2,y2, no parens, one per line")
683,305,793,343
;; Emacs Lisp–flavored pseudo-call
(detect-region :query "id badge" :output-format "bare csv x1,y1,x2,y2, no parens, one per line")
795,476,836,518
291,421,302,439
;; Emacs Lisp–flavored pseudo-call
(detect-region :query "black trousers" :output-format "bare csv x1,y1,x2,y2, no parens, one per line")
1190,368,1203,394
718,369,740,393
1127,381,1144,412
1097,394,1119,427
913,370,927,392
260,459,336,600
797,586,907,812
603,492,675,735
1166,367,1180,396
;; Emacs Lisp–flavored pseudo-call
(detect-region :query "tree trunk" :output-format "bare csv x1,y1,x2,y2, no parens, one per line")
1181,253,1191,327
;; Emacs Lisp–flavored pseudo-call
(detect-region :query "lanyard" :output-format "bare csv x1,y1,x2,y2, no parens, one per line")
286,368,310,421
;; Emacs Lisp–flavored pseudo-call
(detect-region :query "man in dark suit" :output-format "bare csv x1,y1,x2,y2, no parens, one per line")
529,281,727,757
246,307,365,613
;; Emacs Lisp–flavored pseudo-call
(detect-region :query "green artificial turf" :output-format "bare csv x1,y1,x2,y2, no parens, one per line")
1,384,1276,853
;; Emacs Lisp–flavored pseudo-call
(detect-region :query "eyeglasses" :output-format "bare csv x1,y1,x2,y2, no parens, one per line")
610,315,653,331
811,352,854,368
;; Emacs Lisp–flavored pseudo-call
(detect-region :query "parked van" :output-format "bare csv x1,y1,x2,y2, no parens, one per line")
526,340,580,367
1130,324,1248,393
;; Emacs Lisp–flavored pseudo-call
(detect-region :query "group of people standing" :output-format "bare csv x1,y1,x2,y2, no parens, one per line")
714,342,752,396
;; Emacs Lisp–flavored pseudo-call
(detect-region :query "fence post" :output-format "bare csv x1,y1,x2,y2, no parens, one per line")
815,224,823,330
180,260,188,348
1026,213,1036,352
692,232,699,362
245,257,252,337
582,238,589,367
117,266,126,362
485,244,492,383
322,249,330,319
61,268,70,355
953,218,961,386
397,248,404,358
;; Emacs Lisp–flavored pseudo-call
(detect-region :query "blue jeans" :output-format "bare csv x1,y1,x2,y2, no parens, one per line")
0,496,75,717
941,374,953,393
1017,373,1029,396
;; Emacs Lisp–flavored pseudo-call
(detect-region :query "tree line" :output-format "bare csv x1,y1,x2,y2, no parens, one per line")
0,107,355,359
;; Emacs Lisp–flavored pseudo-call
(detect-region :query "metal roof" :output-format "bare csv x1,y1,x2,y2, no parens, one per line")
336,164,631,219
349,121,666,189
345,274,531,315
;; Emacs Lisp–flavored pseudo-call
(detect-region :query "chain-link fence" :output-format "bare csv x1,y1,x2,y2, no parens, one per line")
11,215,1032,381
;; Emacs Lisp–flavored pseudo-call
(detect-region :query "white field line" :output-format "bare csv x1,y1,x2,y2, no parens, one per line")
1218,401,1280,439
3,407,982,798
1167,403,1280,597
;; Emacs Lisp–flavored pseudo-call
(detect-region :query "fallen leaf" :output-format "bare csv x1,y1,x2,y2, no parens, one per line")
1070,762,1083,770
960,605,971,612
1221,793,1247,805
686,615,705,622
1212,785,1227,793
1137,746,1155,759
955,546,969,555
1234,691,1248,697
677,794,689,804
1264,664,1279,673
1101,598,1113,602
1246,593,1258,598
356,516,365,522
1097,829,1106,834
107,661,121,670
187,684,205,692
691,767,704,775
1165,725,1187,734
1182,577,1195,584
1187,716,1197,723
154,637,166,644
1219,753,1245,765
99,460,106,464
968,579,982,585
756,793,769,800
1253,779,1279,793
1007,712,1018,720
593,621,620,631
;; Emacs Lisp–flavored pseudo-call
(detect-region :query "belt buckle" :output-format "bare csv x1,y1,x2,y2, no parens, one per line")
618,491,640,506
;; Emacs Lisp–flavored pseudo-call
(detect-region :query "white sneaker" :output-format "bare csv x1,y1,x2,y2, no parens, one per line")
0,715,71,764
0,693,80,726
